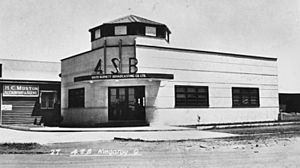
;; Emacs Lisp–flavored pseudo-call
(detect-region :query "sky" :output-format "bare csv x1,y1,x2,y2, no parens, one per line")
0,0,300,92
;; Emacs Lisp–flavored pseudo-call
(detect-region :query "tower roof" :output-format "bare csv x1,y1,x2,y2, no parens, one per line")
89,15,171,33
108,15,165,26
89,15,171,42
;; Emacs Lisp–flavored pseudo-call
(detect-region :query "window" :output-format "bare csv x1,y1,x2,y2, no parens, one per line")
114,26,127,35
0,64,2,77
95,29,101,39
175,85,209,107
68,88,84,108
232,87,259,107
40,91,57,109
145,26,156,36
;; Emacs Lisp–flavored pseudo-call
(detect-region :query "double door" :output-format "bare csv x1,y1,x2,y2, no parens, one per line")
108,86,145,121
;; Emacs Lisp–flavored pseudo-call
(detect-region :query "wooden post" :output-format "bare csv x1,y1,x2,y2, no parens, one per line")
104,40,107,74
0,92,2,125
119,39,122,73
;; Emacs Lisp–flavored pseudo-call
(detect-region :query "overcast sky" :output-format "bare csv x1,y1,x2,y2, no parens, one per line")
1,0,300,92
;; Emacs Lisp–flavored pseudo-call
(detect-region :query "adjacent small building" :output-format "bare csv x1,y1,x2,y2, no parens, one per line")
0,59,61,126
61,15,279,127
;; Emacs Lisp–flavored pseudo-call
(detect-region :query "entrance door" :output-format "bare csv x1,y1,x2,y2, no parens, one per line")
108,86,145,121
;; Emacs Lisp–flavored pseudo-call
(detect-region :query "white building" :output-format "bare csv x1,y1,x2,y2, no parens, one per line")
61,15,279,127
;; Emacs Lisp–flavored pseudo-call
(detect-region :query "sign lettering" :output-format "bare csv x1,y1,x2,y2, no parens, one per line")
3,84,39,97
93,57,138,75
129,58,138,74
111,58,120,74
94,59,103,74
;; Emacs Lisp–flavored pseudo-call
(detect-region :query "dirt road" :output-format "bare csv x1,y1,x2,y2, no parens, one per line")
1,132,300,168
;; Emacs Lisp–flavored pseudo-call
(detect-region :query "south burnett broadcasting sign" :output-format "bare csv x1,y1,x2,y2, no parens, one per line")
3,84,39,97
74,73,174,82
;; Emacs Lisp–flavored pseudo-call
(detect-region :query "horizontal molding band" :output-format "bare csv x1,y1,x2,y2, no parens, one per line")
143,55,277,68
147,106,279,109
62,106,279,110
168,80,278,87
62,107,108,110
141,66,277,77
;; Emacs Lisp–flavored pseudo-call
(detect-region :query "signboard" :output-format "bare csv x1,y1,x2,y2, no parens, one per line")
92,73,147,80
1,104,12,111
3,84,39,97
74,73,174,82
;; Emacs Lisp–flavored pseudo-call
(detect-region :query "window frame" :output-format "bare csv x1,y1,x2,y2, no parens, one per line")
40,90,57,110
175,85,209,108
232,87,260,108
68,88,85,108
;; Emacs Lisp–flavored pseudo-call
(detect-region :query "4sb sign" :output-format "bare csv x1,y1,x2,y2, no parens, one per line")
94,57,138,74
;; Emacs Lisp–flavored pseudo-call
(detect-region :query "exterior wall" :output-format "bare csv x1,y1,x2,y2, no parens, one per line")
61,38,279,126
0,83,61,126
61,36,137,126
136,46,279,125
0,59,60,81
0,59,61,126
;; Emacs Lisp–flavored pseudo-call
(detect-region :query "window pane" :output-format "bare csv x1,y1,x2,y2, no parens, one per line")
176,87,185,93
119,88,125,96
242,96,249,105
250,96,258,105
187,87,196,93
197,87,207,93
187,93,197,98
128,88,134,95
48,93,55,108
176,94,186,98
95,29,101,39
110,88,116,96
233,88,240,94
145,26,156,36
41,94,47,108
198,94,207,99
115,26,127,35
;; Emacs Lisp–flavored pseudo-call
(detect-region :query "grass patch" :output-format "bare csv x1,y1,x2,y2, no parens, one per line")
0,143,50,154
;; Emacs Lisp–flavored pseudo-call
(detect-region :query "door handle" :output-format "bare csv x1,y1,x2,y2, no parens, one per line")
143,97,145,106
137,98,141,104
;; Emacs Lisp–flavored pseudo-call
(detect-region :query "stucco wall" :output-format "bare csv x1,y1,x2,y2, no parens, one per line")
136,46,279,125
61,39,279,126
61,37,136,126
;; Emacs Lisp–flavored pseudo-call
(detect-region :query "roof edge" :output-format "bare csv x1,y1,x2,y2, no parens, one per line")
136,44,277,61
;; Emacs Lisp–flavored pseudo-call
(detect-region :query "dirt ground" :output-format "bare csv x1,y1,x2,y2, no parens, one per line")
1,125,300,167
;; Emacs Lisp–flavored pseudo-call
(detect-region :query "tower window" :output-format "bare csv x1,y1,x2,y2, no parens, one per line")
0,64,2,78
145,26,156,36
95,29,101,39
114,26,127,35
